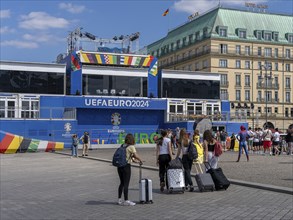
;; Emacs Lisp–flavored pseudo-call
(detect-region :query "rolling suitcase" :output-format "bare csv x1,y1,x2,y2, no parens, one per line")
139,164,153,204
194,162,215,192
204,162,230,191
166,168,185,193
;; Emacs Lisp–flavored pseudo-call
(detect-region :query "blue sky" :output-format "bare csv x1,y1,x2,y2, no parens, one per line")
1,0,292,63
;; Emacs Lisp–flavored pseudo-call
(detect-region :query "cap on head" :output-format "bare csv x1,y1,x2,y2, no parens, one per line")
240,125,245,131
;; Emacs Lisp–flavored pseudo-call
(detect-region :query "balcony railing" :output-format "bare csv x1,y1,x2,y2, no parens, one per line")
256,82,279,89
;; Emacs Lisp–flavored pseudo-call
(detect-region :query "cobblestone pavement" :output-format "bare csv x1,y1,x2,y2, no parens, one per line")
1,152,292,220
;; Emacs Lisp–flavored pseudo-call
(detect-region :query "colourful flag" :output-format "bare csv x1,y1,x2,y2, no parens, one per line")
148,58,158,77
71,51,81,72
163,8,169,16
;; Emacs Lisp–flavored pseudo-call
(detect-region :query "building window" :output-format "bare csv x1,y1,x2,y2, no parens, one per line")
195,62,200,70
286,92,291,103
274,91,279,102
285,49,291,58
203,45,209,52
182,37,187,46
236,60,241,69
236,90,241,101
219,28,227,37
203,28,208,38
274,107,278,114
264,48,272,57
264,32,272,41
291,108,293,117
258,107,262,113
245,46,250,55
257,91,262,102
245,75,250,86
266,91,272,102
171,43,174,51
274,48,278,58
285,77,291,88
189,34,193,44
203,60,208,68
220,89,228,100
258,62,262,70
195,31,200,40
285,108,289,117
287,34,293,43
273,32,279,41
239,30,246,39
275,76,279,88
245,90,250,101
245,61,250,69
236,45,241,55
236,75,241,86
221,74,228,86
275,63,278,71
176,40,180,49
286,64,291,72
219,44,228,54
219,59,227,67
256,31,262,40
258,47,262,56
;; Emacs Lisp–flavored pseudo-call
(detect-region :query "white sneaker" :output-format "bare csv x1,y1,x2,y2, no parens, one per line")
123,200,136,206
117,199,123,205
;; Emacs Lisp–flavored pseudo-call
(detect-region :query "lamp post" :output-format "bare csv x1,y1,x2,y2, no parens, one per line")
260,64,272,128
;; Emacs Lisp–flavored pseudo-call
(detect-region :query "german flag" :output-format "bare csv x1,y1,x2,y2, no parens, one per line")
162,8,169,16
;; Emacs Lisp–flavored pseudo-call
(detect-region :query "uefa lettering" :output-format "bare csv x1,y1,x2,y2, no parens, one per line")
85,98,150,108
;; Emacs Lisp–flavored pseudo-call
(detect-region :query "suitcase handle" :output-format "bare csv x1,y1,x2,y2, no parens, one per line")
203,161,212,170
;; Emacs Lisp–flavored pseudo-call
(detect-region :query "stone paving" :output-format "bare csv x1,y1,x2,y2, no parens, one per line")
0,152,292,220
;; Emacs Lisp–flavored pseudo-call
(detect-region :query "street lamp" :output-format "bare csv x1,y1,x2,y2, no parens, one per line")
260,63,272,128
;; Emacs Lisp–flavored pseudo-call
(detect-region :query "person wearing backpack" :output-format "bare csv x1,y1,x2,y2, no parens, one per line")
71,134,79,158
155,130,173,192
175,129,194,192
80,131,90,156
115,133,143,206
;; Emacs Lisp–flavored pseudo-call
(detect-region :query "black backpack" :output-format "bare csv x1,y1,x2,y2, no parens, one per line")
112,144,129,167
83,135,89,144
187,141,198,160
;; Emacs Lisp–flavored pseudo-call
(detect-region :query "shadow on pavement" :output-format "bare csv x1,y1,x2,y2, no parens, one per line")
86,200,116,205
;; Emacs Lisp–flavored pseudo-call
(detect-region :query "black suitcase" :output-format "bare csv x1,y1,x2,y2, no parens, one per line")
204,162,230,191
194,162,215,192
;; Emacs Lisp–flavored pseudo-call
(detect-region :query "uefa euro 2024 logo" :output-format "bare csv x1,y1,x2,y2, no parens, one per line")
64,123,72,133
111,113,121,126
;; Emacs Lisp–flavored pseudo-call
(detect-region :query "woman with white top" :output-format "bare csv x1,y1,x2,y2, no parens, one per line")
175,129,194,192
156,130,173,192
272,128,280,155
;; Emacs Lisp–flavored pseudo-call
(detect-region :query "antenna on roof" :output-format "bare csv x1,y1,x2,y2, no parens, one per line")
218,0,221,7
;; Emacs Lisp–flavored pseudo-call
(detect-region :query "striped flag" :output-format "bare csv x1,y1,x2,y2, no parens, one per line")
148,58,158,76
162,8,169,16
71,51,81,71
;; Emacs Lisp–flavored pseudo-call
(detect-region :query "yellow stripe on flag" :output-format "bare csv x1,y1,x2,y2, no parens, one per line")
124,56,129,65
81,53,90,63
95,54,102,64
108,55,113,64
143,57,150,67
55,142,64,151
6,135,23,154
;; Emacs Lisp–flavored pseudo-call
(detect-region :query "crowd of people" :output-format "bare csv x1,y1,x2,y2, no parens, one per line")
69,125,292,206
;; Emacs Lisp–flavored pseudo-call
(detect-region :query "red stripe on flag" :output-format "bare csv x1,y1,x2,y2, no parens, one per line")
127,56,133,65
0,133,14,153
46,142,56,152
71,54,80,70
147,56,154,66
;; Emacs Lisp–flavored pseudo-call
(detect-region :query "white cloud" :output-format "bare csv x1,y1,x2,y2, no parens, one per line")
0,26,15,34
0,9,10,18
59,2,85,14
174,0,267,14
19,12,69,30
23,33,65,43
1,40,38,49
